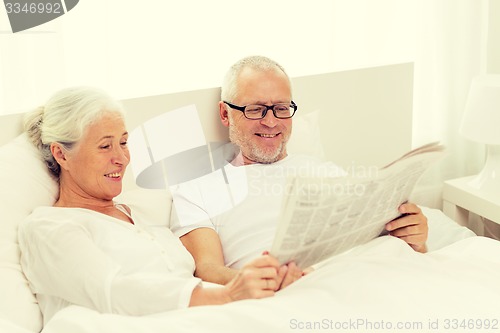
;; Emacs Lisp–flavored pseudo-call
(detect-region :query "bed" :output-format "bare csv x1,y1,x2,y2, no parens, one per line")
1,63,499,333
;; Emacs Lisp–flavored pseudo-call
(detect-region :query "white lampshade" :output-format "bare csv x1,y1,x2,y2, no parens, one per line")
460,74,500,194
460,74,500,144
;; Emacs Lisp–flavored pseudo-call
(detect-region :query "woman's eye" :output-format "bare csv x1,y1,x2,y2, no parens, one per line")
100,145,110,149
120,141,128,146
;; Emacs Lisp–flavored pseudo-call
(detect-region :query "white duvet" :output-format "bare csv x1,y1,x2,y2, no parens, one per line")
38,236,500,333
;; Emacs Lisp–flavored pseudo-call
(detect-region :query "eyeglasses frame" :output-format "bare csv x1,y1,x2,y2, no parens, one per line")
223,100,297,120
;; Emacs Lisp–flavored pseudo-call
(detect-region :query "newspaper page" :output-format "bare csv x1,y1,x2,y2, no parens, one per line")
270,142,445,269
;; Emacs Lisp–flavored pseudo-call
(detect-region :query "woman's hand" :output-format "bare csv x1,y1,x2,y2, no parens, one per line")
223,254,282,301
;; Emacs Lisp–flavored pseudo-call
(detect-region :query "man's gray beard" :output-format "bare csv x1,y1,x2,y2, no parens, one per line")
229,125,285,164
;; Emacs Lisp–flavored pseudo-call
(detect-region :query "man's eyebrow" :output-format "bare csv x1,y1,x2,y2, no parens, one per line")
252,100,289,105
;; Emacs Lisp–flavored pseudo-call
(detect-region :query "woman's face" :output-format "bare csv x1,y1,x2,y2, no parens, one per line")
62,113,130,201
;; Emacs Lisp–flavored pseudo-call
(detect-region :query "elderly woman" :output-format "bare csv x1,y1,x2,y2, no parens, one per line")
19,87,285,325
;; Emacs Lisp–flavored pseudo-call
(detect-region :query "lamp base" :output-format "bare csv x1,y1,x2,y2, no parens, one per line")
467,145,500,195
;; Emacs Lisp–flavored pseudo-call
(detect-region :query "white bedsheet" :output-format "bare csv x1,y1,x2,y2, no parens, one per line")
41,236,500,333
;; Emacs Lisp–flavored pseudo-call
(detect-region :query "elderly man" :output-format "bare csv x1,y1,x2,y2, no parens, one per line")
170,55,428,289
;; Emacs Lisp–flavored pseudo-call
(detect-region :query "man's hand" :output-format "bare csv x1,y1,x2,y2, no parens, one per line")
260,252,303,290
276,261,303,290
385,203,428,253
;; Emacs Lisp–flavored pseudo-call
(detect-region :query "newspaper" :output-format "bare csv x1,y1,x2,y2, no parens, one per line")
270,142,445,269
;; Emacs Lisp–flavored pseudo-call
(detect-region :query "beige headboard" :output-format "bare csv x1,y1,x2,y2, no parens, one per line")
0,62,413,184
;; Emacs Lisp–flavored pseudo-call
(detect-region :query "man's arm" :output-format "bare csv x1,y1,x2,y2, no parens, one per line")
181,228,303,289
385,202,428,253
180,228,237,285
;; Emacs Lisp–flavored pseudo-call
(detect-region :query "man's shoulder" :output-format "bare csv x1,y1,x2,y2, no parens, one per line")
170,167,227,191
284,153,324,165
280,154,347,177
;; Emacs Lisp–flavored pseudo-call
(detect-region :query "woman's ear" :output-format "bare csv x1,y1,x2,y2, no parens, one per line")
219,101,230,128
50,143,68,169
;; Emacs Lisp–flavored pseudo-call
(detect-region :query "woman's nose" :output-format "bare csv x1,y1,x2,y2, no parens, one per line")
112,146,129,165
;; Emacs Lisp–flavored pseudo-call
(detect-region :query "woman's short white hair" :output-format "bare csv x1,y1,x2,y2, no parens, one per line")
221,55,291,102
24,86,125,179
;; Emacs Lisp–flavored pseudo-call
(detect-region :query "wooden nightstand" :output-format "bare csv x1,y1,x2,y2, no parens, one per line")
442,176,500,226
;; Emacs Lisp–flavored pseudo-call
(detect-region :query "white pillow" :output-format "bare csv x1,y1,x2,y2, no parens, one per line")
287,109,325,159
0,133,58,333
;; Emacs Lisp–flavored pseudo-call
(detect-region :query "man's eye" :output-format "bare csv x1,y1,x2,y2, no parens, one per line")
100,145,110,149
245,106,263,113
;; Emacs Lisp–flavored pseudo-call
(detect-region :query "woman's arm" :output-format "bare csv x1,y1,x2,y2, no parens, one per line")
189,255,284,306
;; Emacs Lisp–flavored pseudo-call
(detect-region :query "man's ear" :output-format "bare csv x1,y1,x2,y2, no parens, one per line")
50,143,69,170
219,101,230,128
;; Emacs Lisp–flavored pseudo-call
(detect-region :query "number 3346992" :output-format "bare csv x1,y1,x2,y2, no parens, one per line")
5,2,62,14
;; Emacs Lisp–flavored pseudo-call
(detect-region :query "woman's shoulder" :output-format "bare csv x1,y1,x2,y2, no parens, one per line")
20,206,94,235
24,206,82,221
23,206,59,224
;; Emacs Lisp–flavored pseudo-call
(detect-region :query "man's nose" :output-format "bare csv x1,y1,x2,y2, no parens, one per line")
259,109,278,127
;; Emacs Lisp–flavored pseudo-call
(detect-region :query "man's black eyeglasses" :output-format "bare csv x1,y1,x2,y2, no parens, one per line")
223,101,297,120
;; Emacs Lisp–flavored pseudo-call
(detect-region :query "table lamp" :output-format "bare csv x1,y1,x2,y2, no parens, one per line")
460,74,500,194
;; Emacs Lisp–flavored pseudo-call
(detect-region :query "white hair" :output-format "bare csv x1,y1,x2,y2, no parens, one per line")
221,55,291,102
24,86,125,179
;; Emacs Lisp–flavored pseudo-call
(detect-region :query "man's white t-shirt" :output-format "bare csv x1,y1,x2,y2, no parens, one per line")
170,154,345,269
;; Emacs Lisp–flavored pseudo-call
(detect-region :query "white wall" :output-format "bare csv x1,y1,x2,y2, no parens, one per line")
487,0,500,74
0,0,417,115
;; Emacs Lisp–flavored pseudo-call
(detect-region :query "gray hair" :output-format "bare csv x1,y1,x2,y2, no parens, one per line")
23,86,125,179
221,55,291,102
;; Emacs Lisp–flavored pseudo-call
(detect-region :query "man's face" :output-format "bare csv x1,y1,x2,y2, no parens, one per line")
220,68,293,165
